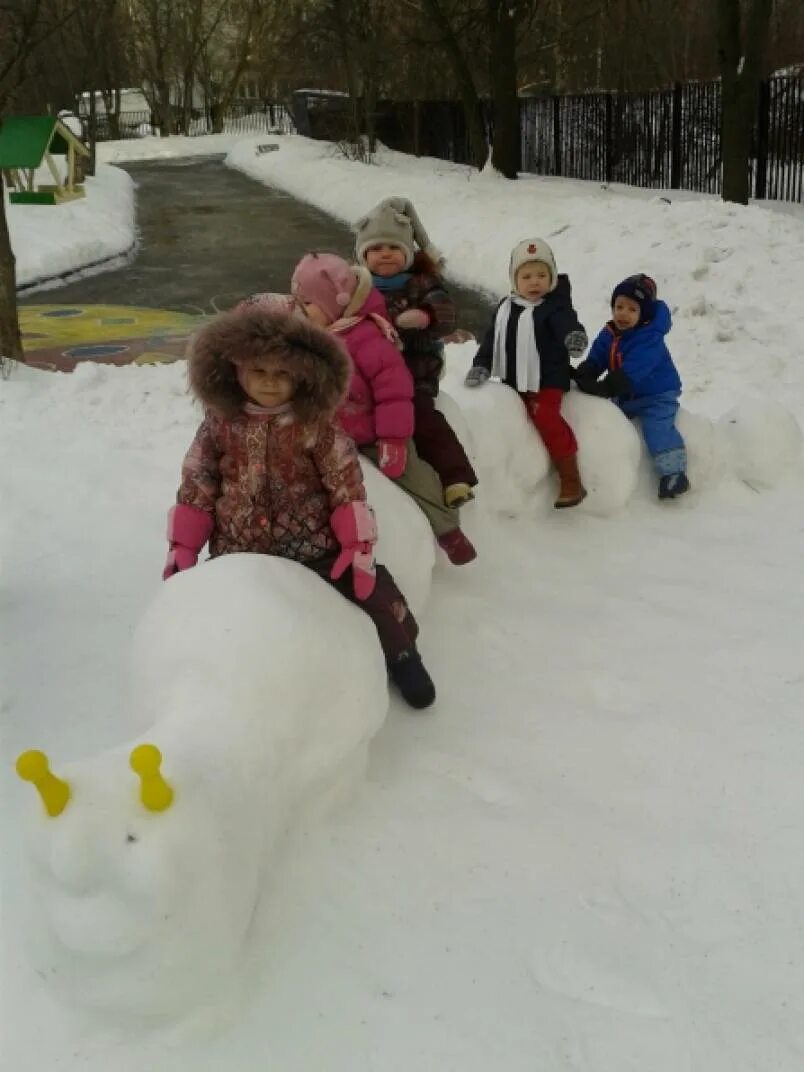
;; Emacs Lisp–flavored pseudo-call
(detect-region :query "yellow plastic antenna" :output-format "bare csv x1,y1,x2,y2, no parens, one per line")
16,750,71,817
129,744,174,813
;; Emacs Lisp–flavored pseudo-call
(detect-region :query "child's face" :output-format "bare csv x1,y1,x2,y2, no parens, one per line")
303,302,333,327
239,361,296,407
515,261,552,300
612,295,641,331
365,244,407,276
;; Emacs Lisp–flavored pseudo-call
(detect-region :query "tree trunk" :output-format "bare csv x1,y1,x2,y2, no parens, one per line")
87,88,97,175
720,79,756,203
0,172,23,374
422,0,487,168
717,0,773,204
488,0,521,178
157,84,175,134
110,87,122,140
209,100,222,134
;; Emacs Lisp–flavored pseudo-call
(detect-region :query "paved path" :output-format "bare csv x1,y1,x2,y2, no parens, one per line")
20,155,495,372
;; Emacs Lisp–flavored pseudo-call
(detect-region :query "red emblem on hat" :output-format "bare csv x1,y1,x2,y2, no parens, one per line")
527,243,538,253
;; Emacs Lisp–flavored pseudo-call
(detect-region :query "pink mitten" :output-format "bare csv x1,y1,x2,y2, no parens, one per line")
377,439,407,479
395,307,430,330
330,501,378,601
162,503,214,580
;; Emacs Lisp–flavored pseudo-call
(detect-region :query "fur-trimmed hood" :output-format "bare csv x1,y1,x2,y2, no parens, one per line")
187,307,352,423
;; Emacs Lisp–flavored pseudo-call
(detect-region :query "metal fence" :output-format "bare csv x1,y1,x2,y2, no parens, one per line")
368,76,803,203
518,76,803,202
87,102,294,142
520,83,723,193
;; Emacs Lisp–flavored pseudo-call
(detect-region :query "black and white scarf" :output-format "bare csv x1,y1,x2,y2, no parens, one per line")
491,295,543,392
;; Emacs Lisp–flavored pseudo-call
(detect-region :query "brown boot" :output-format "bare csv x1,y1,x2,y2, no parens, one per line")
553,454,587,509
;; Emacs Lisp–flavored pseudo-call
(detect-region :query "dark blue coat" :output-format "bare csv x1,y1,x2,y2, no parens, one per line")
473,275,585,392
585,301,681,398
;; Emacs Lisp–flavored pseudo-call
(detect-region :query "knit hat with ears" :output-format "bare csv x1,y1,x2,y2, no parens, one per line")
509,238,558,292
290,252,359,322
354,197,444,270
611,273,657,324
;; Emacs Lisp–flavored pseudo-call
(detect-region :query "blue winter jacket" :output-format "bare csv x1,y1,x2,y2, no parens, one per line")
585,300,681,398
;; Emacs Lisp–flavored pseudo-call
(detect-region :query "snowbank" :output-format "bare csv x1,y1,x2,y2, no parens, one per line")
10,164,135,288
97,133,247,165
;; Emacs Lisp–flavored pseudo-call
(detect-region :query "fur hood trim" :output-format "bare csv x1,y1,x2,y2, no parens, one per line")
187,307,352,423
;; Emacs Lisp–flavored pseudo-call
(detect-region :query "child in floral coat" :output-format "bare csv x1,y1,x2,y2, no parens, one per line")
163,304,436,709
353,197,478,509
290,250,477,566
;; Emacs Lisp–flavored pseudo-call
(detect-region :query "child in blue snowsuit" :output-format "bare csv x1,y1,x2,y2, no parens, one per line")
573,274,690,499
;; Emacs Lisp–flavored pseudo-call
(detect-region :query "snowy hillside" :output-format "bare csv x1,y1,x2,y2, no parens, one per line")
3,136,804,1072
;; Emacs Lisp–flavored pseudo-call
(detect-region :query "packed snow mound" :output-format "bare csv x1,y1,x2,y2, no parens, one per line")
360,462,436,612
719,397,803,489
442,342,801,511
17,549,428,1017
442,344,644,516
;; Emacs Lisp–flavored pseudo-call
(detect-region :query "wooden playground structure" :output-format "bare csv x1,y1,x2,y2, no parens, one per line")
0,116,89,205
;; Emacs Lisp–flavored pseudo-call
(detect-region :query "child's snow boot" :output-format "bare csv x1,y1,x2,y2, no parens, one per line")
554,454,587,509
658,472,690,500
389,649,436,710
437,528,477,565
444,482,474,509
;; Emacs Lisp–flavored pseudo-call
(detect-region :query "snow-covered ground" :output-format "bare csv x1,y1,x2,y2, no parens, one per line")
10,164,135,288
96,132,244,165
3,134,804,1072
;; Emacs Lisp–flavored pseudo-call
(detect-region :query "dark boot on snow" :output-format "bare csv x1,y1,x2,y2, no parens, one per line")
389,649,436,710
437,528,477,565
658,473,690,500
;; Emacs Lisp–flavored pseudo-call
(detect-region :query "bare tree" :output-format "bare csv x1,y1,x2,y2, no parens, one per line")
717,0,774,204
421,0,488,167
199,0,281,133
0,0,79,374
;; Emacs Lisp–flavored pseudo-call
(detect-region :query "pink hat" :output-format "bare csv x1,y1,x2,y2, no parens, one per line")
291,252,358,322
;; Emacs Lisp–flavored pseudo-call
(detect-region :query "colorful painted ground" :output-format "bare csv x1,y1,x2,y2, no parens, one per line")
20,304,202,372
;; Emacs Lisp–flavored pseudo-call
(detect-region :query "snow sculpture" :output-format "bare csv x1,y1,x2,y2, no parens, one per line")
719,397,803,490
14,467,436,1018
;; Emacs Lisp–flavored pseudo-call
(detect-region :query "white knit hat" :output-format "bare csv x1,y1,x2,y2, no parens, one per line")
509,238,558,292
354,197,443,270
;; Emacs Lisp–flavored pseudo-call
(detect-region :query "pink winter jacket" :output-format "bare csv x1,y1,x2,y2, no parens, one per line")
335,287,414,446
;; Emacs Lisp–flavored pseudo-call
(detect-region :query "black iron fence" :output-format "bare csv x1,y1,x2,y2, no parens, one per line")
372,76,803,203
519,83,723,193
86,102,294,142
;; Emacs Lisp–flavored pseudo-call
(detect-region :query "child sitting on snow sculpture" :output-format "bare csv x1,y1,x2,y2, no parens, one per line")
163,304,436,709
290,250,477,565
353,196,478,510
573,274,690,500
464,238,589,508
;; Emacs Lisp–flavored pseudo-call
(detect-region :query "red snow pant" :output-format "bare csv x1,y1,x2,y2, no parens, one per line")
308,554,418,663
413,392,478,489
521,388,578,462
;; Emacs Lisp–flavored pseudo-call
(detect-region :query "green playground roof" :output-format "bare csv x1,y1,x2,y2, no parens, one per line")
0,116,87,168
